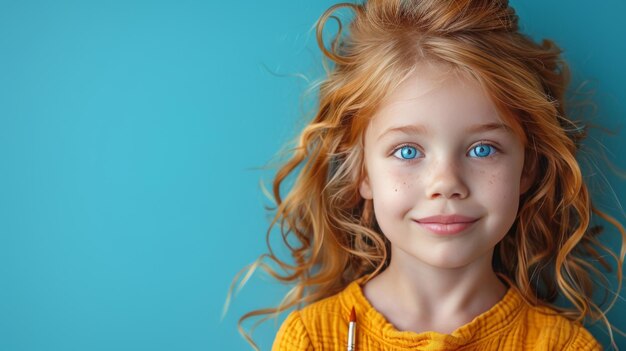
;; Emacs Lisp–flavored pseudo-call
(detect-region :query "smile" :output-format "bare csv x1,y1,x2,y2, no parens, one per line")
414,215,479,235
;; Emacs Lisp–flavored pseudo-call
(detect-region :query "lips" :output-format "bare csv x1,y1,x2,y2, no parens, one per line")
414,214,479,235
416,214,478,224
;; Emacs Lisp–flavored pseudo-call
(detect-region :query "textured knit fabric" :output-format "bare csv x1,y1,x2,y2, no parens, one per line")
272,277,602,350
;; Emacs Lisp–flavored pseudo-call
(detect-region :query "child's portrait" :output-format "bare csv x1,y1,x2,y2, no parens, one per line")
1,1,625,350
230,0,626,350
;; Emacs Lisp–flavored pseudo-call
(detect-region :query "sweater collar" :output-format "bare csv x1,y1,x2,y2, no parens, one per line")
339,275,525,347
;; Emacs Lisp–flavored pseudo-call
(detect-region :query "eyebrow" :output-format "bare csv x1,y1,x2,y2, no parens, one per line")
377,124,428,140
466,122,513,134
377,122,512,141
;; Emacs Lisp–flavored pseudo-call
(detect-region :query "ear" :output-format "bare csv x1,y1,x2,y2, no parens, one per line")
359,175,373,200
519,158,537,195
520,173,532,195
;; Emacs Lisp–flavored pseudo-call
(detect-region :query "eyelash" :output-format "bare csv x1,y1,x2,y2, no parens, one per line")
391,144,423,162
390,141,500,162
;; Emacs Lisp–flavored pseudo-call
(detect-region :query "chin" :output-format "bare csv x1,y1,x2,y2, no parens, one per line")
414,250,481,270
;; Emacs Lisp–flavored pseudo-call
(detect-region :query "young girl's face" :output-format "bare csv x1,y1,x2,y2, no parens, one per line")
359,62,529,270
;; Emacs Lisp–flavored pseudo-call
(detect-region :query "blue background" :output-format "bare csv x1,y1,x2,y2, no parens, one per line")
1,0,624,350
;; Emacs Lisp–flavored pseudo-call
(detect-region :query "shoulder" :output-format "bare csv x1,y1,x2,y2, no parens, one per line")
273,282,356,350
272,310,313,351
514,298,602,350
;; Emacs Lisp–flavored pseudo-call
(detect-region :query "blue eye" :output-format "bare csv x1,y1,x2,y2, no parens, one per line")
468,144,496,158
393,145,421,160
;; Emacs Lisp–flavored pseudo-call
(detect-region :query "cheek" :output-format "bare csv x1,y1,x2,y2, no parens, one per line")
476,168,521,221
370,167,420,212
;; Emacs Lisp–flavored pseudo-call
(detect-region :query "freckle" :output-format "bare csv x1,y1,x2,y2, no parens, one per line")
394,188,398,192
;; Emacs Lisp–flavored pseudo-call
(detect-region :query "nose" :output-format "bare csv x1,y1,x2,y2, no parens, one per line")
424,157,469,200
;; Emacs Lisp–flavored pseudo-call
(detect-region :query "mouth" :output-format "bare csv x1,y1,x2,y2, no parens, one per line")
414,215,479,235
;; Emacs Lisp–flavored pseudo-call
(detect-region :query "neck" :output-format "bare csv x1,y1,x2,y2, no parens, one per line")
363,248,507,334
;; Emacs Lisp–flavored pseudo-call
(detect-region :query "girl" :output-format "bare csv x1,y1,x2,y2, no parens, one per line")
236,0,626,349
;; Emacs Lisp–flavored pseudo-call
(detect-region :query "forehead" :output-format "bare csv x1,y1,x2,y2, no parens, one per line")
368,62,508,133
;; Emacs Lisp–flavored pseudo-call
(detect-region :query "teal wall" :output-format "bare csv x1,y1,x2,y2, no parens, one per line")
1,1,624,350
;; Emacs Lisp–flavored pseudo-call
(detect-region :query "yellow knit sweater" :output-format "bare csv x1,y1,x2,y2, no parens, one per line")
272,278,601,350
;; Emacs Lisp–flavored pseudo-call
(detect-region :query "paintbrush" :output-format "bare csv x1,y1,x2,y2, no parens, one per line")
347,306,356,351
